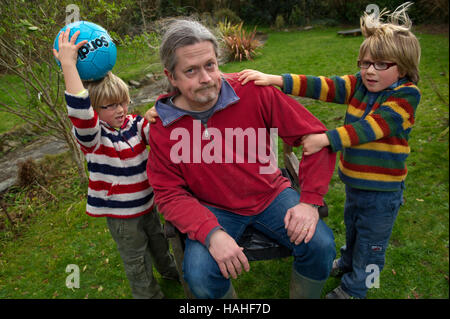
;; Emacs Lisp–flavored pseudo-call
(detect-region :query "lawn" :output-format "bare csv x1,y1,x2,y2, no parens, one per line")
0,26,448,299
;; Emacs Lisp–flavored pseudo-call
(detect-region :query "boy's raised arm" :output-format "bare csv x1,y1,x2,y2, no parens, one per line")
52,28,87,95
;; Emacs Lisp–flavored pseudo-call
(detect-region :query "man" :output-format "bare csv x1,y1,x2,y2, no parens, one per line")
146,19,336,299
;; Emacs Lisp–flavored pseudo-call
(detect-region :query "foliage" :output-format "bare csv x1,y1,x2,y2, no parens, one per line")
214,7,241,24
217,19,242,37
236,0,448,27
221,22,262,62
275,14,285,30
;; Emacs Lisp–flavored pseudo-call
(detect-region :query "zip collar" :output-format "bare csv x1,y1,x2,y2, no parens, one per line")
155,77,240,127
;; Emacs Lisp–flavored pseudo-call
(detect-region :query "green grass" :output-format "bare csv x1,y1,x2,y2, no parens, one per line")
0,27,448,299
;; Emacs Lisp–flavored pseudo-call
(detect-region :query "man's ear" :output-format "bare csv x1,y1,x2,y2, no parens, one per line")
164,68,176,87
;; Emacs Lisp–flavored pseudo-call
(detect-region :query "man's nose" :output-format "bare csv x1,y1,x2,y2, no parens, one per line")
199,68,212,83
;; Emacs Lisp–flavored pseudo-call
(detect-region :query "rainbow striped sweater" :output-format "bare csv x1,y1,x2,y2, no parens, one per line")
282,72,421,191
65,91,154,218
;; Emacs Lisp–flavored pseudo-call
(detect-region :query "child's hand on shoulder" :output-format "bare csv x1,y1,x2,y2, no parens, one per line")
301,133,330,155
52,28,87,68
145,106,159,123
238,69,283,88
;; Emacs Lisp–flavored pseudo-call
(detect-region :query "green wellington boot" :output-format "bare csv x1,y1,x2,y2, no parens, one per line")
289,267,327,299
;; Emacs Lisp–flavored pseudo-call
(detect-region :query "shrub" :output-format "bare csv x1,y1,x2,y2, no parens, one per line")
221,22,261,62
275,14,285,29
215,8,241,24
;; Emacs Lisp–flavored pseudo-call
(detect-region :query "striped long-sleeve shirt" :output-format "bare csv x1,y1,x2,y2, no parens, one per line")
65,91,154,218
282,72,421,191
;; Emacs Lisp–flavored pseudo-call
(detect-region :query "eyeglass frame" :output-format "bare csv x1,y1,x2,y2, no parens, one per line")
357,60,397,71
99,100,130,111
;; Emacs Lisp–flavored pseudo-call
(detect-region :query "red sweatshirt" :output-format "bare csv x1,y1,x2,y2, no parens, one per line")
147,74,336,245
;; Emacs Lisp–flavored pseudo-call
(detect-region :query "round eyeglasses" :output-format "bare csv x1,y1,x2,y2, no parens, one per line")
357,60,397,71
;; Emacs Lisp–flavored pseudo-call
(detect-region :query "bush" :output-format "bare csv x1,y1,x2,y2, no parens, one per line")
221,22,262,62
275,14,285,29
215,8,241,24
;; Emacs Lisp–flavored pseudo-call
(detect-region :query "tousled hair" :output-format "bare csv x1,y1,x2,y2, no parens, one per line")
83,72,130,109
359,2,421,83
159,18,220,92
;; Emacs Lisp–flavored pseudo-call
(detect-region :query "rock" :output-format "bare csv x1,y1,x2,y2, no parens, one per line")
140,73,158,86
129,80,141,88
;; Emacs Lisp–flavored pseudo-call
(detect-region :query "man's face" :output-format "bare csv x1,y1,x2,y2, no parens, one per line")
166,41,222,111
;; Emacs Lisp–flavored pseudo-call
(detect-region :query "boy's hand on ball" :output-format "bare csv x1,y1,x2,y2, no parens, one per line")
53,28,87,68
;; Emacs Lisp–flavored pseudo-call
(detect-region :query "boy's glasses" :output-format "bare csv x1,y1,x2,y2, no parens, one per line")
358,60,397,71
99,101,129,111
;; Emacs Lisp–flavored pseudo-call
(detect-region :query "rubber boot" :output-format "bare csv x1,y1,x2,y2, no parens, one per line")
289,268,326,299
220,283,238,299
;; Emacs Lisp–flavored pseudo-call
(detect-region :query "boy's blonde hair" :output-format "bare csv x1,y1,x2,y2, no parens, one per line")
83,72,130,109
359,2,421,83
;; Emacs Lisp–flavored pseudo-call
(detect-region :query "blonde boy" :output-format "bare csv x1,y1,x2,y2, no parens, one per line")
53,28,178,298
238,2,421,298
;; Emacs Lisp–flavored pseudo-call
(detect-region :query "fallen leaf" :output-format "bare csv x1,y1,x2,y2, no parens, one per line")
416,198,424,202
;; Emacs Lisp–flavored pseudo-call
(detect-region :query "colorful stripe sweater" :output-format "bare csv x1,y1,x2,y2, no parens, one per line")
282,72,421,191
65,91,154,218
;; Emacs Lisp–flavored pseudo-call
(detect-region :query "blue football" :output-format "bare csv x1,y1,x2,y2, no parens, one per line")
54,21,117,81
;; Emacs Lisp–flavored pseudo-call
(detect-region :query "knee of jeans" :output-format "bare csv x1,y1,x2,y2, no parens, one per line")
183,243,228,298
294,224,336,279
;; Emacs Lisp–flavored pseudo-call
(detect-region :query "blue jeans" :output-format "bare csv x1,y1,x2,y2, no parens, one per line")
182,187,336,298
338,184,404,298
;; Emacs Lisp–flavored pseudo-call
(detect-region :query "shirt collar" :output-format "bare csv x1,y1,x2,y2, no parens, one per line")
155,77,240,127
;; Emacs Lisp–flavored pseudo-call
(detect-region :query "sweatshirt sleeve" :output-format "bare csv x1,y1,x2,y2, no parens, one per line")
282,73,358,105
147,122,220,245
65,90,100,154
258,84,337,206
326,83,421,152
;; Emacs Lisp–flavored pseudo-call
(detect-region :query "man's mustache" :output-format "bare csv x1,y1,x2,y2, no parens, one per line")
195,84,216,93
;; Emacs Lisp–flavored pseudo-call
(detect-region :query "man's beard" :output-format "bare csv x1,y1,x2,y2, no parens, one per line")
194,84,218,104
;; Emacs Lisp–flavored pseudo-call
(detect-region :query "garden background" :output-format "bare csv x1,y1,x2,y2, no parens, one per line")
0,0,448,299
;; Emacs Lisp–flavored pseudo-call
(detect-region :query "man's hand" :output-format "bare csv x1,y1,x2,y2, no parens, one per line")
284,203,320,245
208,229,250,279
144,106,159,123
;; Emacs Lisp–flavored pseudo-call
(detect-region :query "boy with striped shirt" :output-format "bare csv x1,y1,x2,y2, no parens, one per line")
53,28,178,298
238,2,421,298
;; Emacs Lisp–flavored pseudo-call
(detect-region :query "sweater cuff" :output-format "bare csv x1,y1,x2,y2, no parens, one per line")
282,73,293,94
65,90,91,109
195,219,222,246
299,191,324,207
204,226,224,248
325,129,342,153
